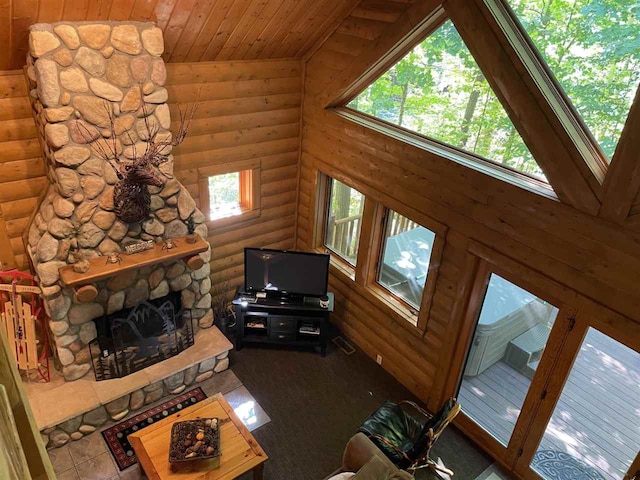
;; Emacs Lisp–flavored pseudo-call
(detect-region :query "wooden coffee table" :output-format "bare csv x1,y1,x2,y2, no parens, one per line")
129,394,267,479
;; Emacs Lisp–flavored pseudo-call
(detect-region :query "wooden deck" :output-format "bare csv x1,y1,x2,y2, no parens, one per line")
458,328,640,480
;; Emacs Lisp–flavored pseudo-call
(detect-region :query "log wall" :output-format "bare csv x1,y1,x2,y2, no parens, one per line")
0,59,302,304
295,0,640,405
168,59,302,300
0,71,47,271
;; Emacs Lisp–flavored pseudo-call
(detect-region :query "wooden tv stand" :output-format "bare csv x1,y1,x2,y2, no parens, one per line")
232,290,334,356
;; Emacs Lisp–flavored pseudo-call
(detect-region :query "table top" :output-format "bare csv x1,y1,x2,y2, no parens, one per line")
129,394,267,480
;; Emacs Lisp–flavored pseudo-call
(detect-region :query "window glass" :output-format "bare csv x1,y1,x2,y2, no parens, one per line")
508,0,640,160
209,172,241,220
324,179,365,265
377,211,435,309
458,274,559,446
532,328,640,480
348,20,544,179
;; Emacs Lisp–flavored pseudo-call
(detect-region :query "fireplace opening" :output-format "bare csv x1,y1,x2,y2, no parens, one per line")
90,293,194,381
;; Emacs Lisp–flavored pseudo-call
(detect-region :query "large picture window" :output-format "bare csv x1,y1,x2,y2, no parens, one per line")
324,178,365,266
347,19,544,179
507,0,640,161
377,211,436,310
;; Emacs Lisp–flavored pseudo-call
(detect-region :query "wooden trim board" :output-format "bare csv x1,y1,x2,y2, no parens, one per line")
59,235,208,287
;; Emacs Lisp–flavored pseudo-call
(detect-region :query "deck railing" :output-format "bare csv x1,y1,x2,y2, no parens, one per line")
327,214,362,259
327,213,420,259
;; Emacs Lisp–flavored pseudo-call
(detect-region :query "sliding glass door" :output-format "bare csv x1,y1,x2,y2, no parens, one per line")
528,328,640,480
451,257,640,480
457,273,559,447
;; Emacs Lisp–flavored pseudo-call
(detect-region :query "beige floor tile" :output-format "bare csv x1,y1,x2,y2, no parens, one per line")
57,468,80,480
200,369,242,396
119,464,146,480
224,385,271,432
69,432,108,465
75,452,118,480
48,445,74,474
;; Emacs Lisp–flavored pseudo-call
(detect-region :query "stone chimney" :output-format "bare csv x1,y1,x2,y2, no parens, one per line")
25,22,213,381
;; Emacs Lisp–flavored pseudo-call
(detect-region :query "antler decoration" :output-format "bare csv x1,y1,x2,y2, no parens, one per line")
80,96,198,224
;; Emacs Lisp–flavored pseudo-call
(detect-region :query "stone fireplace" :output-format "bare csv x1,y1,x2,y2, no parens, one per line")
25,21,214,382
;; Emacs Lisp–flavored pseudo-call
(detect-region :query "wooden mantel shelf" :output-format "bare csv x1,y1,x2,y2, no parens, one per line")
59,235,208,289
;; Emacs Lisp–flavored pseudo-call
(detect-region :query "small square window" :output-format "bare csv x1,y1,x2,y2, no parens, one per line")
324,179,365,266
377,210,436,310
199,165,259,223
208,172,242,220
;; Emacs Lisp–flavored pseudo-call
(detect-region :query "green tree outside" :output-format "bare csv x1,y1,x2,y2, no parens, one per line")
348,0,640,180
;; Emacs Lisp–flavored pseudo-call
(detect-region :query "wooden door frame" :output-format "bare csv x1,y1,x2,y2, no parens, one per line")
440,241,579,471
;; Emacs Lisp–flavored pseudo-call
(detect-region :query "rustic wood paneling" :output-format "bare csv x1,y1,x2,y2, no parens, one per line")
0,71,46,271
0,0,361,70
295,0,640,409
167,59,302,300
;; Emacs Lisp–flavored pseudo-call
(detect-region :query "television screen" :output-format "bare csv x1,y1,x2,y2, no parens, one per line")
244,248,329,297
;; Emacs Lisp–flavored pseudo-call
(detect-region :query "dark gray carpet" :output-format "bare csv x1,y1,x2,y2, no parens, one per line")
229,333,492,480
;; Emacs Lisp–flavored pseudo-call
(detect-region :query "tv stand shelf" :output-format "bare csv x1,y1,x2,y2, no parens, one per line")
232,290,334,356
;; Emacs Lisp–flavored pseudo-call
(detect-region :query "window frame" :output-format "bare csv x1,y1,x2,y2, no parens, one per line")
198,159,261,226
438,240,640,479
374,209,438,311
314,174,363,278
312,170,447,334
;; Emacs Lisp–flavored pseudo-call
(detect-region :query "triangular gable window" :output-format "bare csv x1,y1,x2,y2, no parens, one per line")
507,0,640,162
347,20,547,180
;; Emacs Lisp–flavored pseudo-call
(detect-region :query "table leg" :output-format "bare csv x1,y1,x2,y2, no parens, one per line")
253,463,264,480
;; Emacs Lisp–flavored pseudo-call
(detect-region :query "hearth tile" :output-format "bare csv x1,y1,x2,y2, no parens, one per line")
33,378,101,429
57,467,80,480
75,452,117,480
224,385,271,432
69,432,107,465
49,445,74,474
92,369,151,405
201,369,242,396
195,326,233,357
23,367,66,397
144,326,232,384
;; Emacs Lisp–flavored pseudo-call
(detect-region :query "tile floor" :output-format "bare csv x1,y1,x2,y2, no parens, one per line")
47,369,271,480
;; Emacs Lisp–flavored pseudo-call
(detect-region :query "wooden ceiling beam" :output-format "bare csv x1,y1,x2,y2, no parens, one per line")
599,85,640,224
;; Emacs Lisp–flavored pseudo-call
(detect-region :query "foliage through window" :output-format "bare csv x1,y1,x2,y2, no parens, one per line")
208,172,243,220
324,179,365,266
508,0,640,161
348,20,545,179
377,211,436,310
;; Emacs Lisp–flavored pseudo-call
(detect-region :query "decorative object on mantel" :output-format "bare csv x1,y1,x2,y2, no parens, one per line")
105,252,123,265
125,240,155,255
85,102,198,224
185,215,198,244
0,270,50,382
162,238,178,250
58,234,208,293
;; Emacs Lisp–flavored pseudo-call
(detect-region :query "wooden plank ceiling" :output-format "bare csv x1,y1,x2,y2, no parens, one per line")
0,0,361,70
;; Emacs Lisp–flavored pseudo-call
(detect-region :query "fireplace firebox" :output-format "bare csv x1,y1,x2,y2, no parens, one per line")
90,293,194,381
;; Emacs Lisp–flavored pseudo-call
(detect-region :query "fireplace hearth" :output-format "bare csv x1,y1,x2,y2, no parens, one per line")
90,292,194,381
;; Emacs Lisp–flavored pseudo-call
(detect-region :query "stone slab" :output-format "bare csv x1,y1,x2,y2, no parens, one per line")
25,326,232,430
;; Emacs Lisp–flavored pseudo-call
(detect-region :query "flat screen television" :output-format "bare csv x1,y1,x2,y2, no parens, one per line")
244,248,329,298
